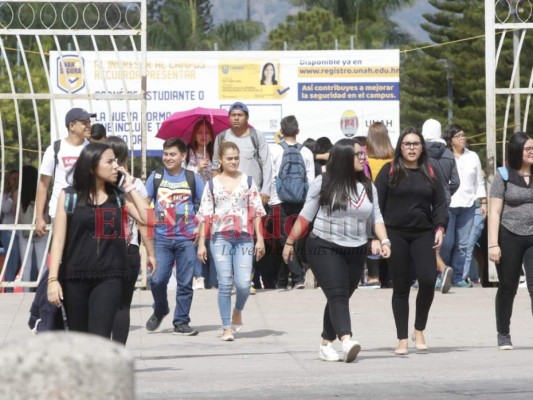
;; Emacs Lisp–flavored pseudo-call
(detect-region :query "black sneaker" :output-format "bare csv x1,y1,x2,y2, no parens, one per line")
173,323,199,336
497,333,513,350
146,313,166,332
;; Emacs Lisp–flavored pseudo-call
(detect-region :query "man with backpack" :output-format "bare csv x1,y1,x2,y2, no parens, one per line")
144,138,205,336
35,107,95,236
212,102,272,205
270,115,315,289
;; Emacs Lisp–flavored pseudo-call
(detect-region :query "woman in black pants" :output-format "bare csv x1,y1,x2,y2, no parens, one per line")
47,143,149,339
488,132,533,350
282,138,390,363
106,137,156,344
375,127,448,355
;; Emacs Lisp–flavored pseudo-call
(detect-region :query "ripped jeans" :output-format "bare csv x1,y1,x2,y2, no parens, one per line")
210,232,254,329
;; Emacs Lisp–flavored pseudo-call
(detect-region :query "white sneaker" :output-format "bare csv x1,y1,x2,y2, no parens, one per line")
319,343,340,361
342,339,361,363
193,277,205,290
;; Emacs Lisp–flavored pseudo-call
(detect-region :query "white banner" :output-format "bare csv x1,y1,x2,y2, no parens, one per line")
50,50,400,154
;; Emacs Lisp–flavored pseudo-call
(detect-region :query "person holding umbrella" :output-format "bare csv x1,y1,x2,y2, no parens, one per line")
185,120,216,290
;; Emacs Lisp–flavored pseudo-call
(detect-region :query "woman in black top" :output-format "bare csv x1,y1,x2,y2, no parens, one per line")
47,143,148,339
375,127,448,355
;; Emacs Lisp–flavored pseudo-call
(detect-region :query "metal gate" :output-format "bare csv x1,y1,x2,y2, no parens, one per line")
0,0,147,290
485,0,533,281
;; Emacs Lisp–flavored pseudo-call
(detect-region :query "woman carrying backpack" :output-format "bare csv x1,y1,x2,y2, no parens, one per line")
282,138,390,363
374,127,448,355
488,131,533,350
47,143,149,339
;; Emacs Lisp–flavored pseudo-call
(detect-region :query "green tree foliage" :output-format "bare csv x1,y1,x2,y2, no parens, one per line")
401,0,533,162
266,7,350,50
290,0,414,48
148,0,264,50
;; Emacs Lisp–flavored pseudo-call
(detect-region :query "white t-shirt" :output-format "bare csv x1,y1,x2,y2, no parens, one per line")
39,139,88,218
269,142,315,206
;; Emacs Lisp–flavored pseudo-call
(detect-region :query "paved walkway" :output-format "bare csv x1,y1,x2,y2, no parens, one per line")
2,286,533,399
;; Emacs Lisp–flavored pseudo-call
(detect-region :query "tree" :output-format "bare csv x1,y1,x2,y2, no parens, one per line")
290,0,414,48
266,7,350,50
147,0,264,50
401,0,533,162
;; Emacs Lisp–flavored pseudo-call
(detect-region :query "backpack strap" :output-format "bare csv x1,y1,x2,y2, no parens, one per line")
53,139,61,179
184,169,199,212
249,128,261,163
498,166,509,191
152,169,163,201
63,187,78,215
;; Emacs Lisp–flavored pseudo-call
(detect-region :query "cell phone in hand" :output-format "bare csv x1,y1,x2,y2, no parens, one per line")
367,254,382,260
117,171,125,188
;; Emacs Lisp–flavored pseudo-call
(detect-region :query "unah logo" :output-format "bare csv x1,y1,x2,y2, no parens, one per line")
57,55,85,93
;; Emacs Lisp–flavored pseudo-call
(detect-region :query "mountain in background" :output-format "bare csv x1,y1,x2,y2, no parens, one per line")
210,0,435,49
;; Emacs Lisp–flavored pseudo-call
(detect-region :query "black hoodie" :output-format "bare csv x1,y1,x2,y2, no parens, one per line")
425,141,460,205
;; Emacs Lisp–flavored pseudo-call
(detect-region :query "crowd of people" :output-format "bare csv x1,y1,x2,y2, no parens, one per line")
1,103,533,362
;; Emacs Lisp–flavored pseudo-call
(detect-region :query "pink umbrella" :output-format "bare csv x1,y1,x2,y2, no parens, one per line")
156,107,231,143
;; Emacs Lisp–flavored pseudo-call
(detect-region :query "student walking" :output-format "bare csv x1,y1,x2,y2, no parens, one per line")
197,141,266,341
488,131,533,350
144,138,205,336
375,127,448,355
46,143,148,339
282,139,390,363
106,137,156,344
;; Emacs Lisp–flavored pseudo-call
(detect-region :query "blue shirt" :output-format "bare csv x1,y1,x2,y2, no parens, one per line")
145,169,205,240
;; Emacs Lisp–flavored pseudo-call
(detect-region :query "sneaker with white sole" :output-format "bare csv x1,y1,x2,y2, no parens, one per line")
497,333,513,350
342,339,361,363
319,343,340,361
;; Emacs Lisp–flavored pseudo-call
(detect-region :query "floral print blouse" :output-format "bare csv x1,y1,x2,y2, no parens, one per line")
197,174,266,236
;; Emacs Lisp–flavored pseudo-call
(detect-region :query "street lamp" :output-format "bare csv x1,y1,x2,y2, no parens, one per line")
437,59,454,126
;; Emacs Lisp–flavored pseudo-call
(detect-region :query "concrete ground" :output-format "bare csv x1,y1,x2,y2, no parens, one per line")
1,286,533,399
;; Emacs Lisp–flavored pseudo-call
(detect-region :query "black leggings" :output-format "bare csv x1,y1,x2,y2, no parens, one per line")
496,226,533,335
112,244,141,344
307,235,366,341
63,278,122,339
388,228,436,339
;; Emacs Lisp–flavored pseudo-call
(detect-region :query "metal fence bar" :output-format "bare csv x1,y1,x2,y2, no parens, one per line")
1,0,147,290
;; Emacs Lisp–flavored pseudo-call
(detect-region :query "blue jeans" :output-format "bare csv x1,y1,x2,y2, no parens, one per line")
151,238,196,326
1,230,20,292
440,205,476,284
210,233,253,329
463,207,485,281
203,239,218,288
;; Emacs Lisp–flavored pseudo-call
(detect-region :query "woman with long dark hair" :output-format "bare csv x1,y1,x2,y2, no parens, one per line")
186,120,215,290
47,143,149,339
282,138,390,363
375,127,448,355
488,131,533,350
260,62,278,85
